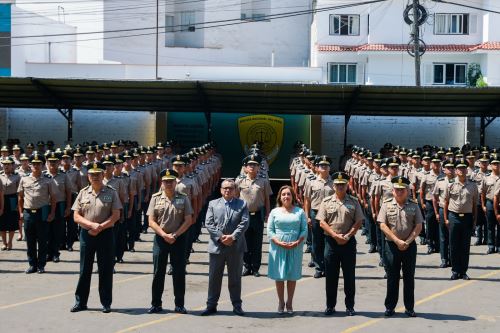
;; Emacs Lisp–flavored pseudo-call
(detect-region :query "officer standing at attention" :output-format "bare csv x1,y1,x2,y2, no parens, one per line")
70,162,122,313
44,151,73,263
0,157,21,250
378,176,423,318
147,169,193,314
317,172,363,316
481,153,500,254
303,155,334,279
17,153,57,274
235,154,272,277
420,154,442,254
444,159,478,280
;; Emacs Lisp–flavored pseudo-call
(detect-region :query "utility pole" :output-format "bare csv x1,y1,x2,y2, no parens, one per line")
155,0,159,80
412,0,421,86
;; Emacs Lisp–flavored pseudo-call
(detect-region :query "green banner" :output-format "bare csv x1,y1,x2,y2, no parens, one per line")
167,112,310,179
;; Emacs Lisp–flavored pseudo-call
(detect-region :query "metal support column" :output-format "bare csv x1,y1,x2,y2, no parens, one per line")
480,116,497,147
196,82,212,142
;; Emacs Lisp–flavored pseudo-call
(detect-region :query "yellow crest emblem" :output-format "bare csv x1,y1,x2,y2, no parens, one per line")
238,115,284,165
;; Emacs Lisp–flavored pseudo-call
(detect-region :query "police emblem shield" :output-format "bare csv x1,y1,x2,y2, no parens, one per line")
238,115,284,165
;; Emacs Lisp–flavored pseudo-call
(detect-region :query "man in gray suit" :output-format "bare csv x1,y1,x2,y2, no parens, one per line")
201,179,249,316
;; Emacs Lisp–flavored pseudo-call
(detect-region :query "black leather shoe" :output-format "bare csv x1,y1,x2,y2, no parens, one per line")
186,259,190,265
473,240,481,246
38,268,45,274
368,246,377,253
53,256,60,263
439,261,447,268
46,256,53,262
174,306,187,314
129,248,135,253
487,248,495,254
405,309,417,317
233,306,245,316
314,271,323,279
25,266,37,274
304,247,311,253
308,261,315,268
253,271,261,277
167,266,173,275
384,309,395,317
67,247,73,252
200,307,217,316
346,308,356,316
378,260,384,267
451,272,460,280
242,268,252,276
427,248,433,254
324,307,335,315
117,259,124,264
462,274,470,280
102,306,111,313
70,304,88,313
383,273,387,279
147,306,163,314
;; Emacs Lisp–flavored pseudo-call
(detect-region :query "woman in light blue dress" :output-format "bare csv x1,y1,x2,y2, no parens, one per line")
267,185,308,314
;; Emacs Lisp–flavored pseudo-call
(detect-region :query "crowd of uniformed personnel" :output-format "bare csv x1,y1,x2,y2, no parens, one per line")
1,138,500,317
289,141,500,317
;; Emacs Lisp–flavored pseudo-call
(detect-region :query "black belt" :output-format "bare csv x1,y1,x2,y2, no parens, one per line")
24,208,42,213
249,210,262,216
450,211,472,218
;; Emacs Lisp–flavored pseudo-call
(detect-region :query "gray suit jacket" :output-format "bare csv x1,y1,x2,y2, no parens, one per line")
205,197,249,254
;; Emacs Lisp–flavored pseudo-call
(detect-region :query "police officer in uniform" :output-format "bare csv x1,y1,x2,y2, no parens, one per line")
318,172,363,316
17,153,57,273
44,151,72,263
378,176,423,317
432,158,455,268
147,169,193,314
481,153,500,253
236,154,272,277
303,155,334,279
470,153,489,246
70,162,122,313
420,154,443,254
444,159,478,280
1,157,21,250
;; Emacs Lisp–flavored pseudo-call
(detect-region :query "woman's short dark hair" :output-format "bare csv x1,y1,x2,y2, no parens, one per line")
276,185,297,207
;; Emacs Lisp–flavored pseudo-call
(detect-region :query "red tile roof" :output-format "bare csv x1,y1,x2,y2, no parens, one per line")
317,42,500,52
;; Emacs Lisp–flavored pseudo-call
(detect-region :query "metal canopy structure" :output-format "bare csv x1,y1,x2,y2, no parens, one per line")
0,77,498,144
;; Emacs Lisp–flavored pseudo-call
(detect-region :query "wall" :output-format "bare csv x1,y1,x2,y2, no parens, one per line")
3,108,156,146
321,115,467,169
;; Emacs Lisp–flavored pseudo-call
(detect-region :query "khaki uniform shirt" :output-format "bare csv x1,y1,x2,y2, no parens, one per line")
147,191,193,233
236,176,272,212
17,175,57,209
432,176,454,208
316,194,364,235
377,198,423,240
16,167,31,178
103,176,127,203
72,185,122,223
43,171,72,203
421,171,442,201
0,171,21,195
469,169,487,205
444,178,478,214
375,177,394,204
74,166,89,192
480,173,500,201
304,176,334,211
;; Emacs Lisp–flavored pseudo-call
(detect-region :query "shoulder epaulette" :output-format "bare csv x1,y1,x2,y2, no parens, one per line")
409,198,417,204
82,185,90,191
437,176,445,181
106,185,115,190
348,194,357,201
383,198,392,203
152,191,162,197
486,171,492,176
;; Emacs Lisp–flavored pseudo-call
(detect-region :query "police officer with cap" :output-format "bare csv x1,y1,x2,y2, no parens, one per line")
318,172,363,316
378,176,423,317
70,161,122,313
17,153,57,273
147,169,193,314
444,158,478,280
236,154,272,277
481,153,500,254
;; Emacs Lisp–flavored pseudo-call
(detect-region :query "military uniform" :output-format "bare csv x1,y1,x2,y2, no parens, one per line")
444,159,479,279
432,170,454,267
377,178,423,316
0,158,21,239
317,174,363,314
17,154,57,273
147,179,193,311
303,156,334,277
236,155,272,276
420,168,442,253
71,163,122,312
469,161,488,246
481,159,500,253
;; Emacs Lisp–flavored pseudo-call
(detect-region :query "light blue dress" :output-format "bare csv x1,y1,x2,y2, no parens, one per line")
267,206,308,281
